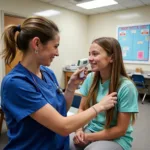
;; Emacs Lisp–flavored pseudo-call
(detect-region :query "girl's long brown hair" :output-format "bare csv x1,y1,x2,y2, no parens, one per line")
84,37,136,128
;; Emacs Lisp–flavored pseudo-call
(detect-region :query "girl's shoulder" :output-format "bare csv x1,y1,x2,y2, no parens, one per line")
118,76,137,93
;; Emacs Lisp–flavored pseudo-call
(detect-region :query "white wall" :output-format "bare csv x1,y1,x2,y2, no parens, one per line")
88,6,150,72
0,0,88,88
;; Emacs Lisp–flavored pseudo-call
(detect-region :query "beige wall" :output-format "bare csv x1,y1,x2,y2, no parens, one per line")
0,1,150,87
0,0,88,88
0,10,4,82
88,6,150,72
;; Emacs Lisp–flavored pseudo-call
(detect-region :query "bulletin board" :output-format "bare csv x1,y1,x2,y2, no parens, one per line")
117,23,150,64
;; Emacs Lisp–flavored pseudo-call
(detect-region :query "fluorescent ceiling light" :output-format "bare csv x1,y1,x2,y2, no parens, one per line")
76,0,118,9
117,13,141,19
34,10,60,17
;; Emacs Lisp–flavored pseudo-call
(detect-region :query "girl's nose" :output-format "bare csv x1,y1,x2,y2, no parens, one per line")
88,55,93,62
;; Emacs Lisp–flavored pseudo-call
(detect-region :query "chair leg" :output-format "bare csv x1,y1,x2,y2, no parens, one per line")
0,111,4,135
141,93,146,104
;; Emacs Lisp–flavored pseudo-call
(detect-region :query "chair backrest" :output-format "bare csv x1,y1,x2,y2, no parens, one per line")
72,95,82,108
131,74,145,88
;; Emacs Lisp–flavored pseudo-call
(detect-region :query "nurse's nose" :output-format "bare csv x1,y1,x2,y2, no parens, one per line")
55,49,59,56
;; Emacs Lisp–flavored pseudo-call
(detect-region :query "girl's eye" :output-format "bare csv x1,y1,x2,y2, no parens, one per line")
89,51,99,56
93,52,98,56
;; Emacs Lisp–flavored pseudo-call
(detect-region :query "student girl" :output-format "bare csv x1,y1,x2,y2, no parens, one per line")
70,37,139,150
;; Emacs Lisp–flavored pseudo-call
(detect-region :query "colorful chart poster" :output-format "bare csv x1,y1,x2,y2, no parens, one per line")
118,24,150,64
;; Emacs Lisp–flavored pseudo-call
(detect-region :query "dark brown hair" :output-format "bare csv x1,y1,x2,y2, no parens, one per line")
1,16,59,64
84,37,136,128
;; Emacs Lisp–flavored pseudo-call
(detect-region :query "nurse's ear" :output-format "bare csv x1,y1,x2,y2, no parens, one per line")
31,37,40,54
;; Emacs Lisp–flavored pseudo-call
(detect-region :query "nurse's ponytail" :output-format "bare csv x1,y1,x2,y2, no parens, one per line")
1,25,20,64
1,16,59,65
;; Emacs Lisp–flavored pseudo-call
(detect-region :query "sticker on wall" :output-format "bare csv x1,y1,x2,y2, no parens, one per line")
137,51,144,60
119,31,126,36
137,41,143,44
141,29,149,35
122,46,129,51
145,36,150,41
131,30,136,34
122,51,127,57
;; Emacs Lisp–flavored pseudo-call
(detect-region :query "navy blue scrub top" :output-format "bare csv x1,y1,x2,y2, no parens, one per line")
1,63,69,150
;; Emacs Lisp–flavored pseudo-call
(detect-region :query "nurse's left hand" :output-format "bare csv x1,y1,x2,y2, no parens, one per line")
67,67,88,90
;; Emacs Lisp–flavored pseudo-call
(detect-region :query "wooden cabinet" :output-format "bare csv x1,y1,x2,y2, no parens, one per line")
64,71,74,88
0,108,4,134
63,69,91,88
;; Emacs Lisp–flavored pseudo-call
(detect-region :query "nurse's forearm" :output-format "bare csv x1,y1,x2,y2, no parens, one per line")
64,87,75,111
62,104,101,135
31,103,104,136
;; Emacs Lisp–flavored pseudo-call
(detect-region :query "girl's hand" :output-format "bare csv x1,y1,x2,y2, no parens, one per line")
73,130,89,146
73,130,85,145
67,67,88,90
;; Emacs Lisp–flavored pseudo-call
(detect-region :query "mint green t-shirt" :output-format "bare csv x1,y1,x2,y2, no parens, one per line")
80,73,139,150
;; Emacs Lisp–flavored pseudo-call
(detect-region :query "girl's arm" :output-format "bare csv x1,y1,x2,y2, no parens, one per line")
85,112,131,141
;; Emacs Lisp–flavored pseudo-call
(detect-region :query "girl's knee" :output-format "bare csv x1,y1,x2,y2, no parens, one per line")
69,132,77,150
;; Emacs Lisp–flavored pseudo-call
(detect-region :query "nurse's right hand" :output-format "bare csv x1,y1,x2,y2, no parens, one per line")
67,67,88,90
94,92,117,113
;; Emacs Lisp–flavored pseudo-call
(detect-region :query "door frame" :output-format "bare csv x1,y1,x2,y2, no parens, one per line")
0,10,26,82
0,10,5,82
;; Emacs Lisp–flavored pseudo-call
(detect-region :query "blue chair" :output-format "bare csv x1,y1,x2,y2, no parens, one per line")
72,95,82,108
131,74,149,104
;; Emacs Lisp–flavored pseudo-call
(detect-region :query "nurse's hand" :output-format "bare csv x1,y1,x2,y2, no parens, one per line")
67,67,88,90
93,92,117,113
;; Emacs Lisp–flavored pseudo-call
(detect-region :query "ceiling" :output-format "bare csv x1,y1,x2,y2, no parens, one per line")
38,0,150,15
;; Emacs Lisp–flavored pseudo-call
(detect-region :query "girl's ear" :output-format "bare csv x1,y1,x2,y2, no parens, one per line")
110,54,113,63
